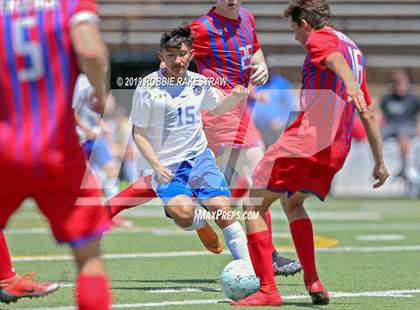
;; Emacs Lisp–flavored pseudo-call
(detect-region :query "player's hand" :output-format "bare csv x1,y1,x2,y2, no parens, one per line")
372,163,389,188
89,88,107,113
250,63,268,86
155,165,173,183
231,85,249,101
85,128,98,140
347,85,367,113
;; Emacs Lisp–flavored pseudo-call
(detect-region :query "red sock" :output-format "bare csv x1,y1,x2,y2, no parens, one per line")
290,218,318,284
264,211,276,252
247,230,277,293
0,231,16,280
76,274,111,310
231,176,248,202
106,175,156,218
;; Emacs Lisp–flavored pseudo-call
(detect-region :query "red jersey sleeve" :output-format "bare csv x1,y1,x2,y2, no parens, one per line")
250,13,261,53
191,19,211,57
74,0,98,14
242,9,261,53
69,0,99,28
306,30,341,69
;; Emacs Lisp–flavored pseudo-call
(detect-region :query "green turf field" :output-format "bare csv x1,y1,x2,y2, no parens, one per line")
3,197,420,309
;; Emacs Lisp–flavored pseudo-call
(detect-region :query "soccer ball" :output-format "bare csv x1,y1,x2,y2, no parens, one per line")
220,259,260,300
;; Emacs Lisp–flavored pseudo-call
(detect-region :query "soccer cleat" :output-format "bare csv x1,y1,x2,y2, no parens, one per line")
196,223,224,254
272,251,302,277
230,290,282,306
0,274,59,304
306,279,330,305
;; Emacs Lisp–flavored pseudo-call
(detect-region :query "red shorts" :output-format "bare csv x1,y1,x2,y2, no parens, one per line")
253,157,339,200
0,160,110,247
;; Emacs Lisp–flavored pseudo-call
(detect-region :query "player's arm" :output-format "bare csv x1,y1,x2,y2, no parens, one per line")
325,52,367,113
250,49,268,86
210,86,249,115
130,87,172,183
325,52,388,187
70,22,108,113
357,105,389,188
132,126,173,183
74,110,98,140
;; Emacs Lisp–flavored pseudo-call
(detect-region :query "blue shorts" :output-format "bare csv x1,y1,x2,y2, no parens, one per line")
155,149,230,206
83,138,113,169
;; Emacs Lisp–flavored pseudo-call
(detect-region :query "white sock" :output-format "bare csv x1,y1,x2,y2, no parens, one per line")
222,221,250,261
175,209,207,231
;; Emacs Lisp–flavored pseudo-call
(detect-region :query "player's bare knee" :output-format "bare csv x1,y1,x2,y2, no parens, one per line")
168,204,195,228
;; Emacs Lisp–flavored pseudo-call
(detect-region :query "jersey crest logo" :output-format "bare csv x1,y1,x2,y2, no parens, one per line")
193,86,202,96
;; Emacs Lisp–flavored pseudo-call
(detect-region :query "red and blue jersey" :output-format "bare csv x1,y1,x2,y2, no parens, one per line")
0,0,98,171
191,7,261,90
191,7,262,149
281,27,372,168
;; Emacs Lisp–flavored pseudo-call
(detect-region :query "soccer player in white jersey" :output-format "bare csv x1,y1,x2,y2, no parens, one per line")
73,74,120,199
130,23,251,261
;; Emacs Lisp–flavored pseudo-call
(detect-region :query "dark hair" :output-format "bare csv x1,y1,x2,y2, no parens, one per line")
284,0,332,29
160,23,194,50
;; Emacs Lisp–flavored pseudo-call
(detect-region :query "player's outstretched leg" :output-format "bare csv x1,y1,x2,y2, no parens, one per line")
73,239,111,310
228,147,302,277
105,175,156,218
165,195,223,254
282,193,329,305
205,196,250,261
230,190,282,306
229,227,282,307
0,231,59,304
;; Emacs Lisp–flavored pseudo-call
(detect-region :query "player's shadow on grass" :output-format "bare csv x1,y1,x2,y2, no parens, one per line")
214,301,326,307
112,278,219,284
281,302,324,308
281,301,361,308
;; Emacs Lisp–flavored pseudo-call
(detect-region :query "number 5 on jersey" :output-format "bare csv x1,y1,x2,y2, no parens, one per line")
12,17,45,82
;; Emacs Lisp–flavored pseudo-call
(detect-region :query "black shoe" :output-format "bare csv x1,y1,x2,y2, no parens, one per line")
272,251,302,277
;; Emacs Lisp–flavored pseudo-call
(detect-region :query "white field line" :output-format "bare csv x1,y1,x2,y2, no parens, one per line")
5,222,420,236
45,285,420,298
357,234,406,241
12,245,420,263
17,289,420,310
58,283,74,288
145,288,420,298
313,223,420,232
